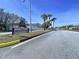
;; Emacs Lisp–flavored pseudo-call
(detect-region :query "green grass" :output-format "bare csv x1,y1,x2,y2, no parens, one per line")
0,40,20,48
0,35,22,43
69,29,79,32
0,30,51,47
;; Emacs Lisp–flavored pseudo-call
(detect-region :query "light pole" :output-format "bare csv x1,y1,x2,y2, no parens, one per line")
29,0,32,32
22,0,32,32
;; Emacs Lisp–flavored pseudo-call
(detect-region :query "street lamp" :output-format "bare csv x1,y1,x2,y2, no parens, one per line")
22,0,32,32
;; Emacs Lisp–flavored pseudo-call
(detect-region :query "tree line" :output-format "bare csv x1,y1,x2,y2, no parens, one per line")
0,8,57,32
60,25,79,30
0,8,26,31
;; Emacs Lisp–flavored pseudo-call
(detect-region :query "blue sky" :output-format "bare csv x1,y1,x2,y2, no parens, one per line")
0,0,79,26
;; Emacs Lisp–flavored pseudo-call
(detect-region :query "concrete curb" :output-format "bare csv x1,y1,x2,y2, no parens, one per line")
0,30,51,48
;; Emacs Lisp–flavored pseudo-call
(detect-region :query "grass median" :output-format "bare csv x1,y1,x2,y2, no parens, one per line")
0,30,51,48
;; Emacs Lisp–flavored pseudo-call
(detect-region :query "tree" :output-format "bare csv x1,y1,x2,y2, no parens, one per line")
10,13,19,27
4,13,10,31
51,18,56,29
9,13,19,35
19,17,26,28
47,14,53,28
48,14,52,20
0,8,28,34
41,14,48,30
0,9,5,31
0,17,4,30
41,21,51,29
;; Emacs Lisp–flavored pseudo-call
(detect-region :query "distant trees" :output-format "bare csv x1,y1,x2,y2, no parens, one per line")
32,23,41,28
60,25,79,30
41,13,56,30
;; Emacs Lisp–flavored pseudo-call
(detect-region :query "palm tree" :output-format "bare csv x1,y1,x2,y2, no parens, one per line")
47,14,52,20
47,14,52,28
41,14,48,30
51,18,56,29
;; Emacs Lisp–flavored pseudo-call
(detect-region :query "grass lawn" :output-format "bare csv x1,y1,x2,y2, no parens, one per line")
0,30,50,47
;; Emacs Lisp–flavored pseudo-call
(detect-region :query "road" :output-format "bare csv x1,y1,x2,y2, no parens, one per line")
0,31,79,59
0,32,12,36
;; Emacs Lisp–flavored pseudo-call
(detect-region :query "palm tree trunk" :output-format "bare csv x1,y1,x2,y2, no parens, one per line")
53,21,54,30
51,21,52,28
44,19,46,30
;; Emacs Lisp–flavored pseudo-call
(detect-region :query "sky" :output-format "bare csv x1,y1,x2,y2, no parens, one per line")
0,0,79,26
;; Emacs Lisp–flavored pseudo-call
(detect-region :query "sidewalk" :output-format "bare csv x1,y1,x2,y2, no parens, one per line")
0,32,12,36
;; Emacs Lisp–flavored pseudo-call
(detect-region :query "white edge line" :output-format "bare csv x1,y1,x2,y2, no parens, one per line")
11,33,47,49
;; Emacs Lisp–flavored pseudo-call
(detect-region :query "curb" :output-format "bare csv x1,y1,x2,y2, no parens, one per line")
0,30,51,48
0,40,20,48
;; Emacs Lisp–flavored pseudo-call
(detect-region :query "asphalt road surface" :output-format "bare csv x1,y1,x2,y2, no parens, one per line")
0,30,79,59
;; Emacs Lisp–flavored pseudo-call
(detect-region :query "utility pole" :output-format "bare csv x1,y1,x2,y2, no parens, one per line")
29,0,32,32
22,0,32,32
